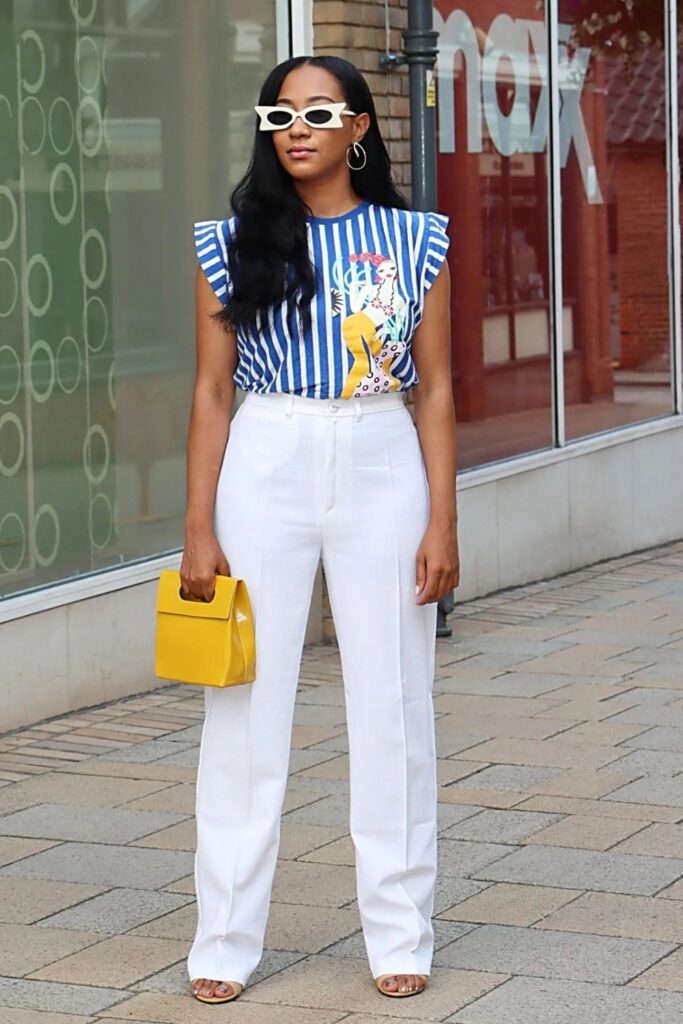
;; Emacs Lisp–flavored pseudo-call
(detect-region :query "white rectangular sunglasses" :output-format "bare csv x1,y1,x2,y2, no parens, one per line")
255,102,357,131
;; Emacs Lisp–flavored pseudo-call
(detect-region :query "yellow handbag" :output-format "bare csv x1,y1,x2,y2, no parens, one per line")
155,569,256,687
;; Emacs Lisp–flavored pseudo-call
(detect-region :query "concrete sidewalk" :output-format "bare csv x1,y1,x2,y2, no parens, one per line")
1,539,682,1024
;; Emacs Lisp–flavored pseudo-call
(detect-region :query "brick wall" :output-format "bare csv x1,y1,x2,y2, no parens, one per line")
313,0,412,192
312,1,415,641
614,154,671,371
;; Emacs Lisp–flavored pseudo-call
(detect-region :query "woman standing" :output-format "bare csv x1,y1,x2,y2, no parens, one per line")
182,54,459,1005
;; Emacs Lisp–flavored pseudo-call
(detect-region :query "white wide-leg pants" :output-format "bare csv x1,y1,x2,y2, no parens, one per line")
187,389,439,986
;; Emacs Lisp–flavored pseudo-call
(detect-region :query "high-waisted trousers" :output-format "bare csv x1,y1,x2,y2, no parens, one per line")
186,389,439,986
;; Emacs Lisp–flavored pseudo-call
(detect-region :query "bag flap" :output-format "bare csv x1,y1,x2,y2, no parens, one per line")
156,570,238,620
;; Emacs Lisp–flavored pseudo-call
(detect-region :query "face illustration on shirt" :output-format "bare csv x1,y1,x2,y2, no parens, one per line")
330,251,407,341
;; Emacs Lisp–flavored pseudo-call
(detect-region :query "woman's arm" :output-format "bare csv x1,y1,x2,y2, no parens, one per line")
180,266,238,599
410,258,460,604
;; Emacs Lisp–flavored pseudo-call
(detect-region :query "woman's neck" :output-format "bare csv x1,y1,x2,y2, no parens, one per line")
296,180,363,219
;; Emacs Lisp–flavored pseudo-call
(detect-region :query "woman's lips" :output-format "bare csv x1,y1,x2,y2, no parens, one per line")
288,148,314,158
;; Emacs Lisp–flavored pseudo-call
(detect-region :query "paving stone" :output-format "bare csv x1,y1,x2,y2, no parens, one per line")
0,922,102,977
453,765,563,792
431,876,493,915
613,822,683,858
607,776,683,808
121,784,196,815
150,748,199,768
607,748,683,775
622,727,683,752
604,687,683,704
657,877,683,899
270,860,357,907
37,887,193,934
92,739,197,763
455,737,625,770
535,699,640,721
436,839,517,878
524,767,643,800
437,804,487,831
536,891,683,942
524,814,648,851
608,704,683,728
264,903,361,953
282,793,349,827
0,878,104,925
630,948,683,992
0,843,193,889
517,793,683,823
0,976,125,1015
130,901,195,940
434,922,674,983
439,882,582,926
299,834,355,866
470,845,683,895
130,819,196,851
438,786,529,809
441,809,563,844
0,773,175,811
1,1009,93,1024
103,990,347,1023
28,934,189,987
130,949,306,995
0,803,187,845
445,975,683,1023
238,954,506,1018
0,835,59,868
434,695,564,717
433,673,575,698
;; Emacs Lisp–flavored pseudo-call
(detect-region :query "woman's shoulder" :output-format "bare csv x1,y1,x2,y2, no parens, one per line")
193,215,238,246
371,204,449,239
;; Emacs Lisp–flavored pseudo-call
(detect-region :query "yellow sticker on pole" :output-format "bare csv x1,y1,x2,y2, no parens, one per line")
426,68,436,108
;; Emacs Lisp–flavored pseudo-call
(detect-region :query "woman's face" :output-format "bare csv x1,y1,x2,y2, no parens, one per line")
268,65,369,183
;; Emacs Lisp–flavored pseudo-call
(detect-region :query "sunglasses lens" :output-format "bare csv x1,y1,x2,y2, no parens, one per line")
305,108,334,126
266,109,293,127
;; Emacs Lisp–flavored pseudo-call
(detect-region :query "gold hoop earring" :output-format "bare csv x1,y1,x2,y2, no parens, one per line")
346,141,367,171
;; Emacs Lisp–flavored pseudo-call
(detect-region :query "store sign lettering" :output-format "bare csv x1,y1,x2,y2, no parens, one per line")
434,11,603,204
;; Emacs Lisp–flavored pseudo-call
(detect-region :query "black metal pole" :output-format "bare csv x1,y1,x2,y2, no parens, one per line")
404,0,439,211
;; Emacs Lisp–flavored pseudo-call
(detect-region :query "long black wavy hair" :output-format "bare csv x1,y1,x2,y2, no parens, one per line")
212,55,410,338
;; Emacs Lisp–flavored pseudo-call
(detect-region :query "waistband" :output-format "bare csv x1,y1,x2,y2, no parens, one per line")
242,390,406,419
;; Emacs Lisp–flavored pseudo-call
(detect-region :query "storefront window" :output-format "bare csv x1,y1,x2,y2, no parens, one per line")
557,0,675,440
0,0,279,600
435,1,554,469
435,1,678,470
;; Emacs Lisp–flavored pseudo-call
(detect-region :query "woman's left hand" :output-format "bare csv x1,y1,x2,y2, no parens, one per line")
415,518,460,604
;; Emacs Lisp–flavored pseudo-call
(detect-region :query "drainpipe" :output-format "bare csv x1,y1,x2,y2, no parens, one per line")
381,2,454,635
380,0,439,211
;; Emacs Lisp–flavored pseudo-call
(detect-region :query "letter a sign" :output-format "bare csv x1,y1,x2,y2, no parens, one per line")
433,5,603,204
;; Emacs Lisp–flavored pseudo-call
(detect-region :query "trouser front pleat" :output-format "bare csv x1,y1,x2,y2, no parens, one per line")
186,391,438,986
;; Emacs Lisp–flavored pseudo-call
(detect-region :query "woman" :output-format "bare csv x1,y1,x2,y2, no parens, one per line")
182,53,459,1005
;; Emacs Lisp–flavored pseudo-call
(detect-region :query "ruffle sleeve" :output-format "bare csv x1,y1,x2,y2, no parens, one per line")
193,218,234,305
419,211,450,296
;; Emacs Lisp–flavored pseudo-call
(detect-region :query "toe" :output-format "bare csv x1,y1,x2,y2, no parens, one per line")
380,975,399,991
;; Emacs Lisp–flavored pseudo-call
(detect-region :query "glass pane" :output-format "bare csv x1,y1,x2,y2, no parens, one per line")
435,1,553,469
0,0,278,600
557,0,674,440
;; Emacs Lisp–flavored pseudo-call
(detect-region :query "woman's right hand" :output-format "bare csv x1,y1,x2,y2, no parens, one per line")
180,528,231,602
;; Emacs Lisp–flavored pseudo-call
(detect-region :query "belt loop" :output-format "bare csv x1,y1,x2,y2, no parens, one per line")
285,393,295,418
353,396,363,421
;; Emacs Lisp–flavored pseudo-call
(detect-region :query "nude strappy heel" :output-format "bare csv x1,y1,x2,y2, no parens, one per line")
190,979,243,1003
375,973,428,997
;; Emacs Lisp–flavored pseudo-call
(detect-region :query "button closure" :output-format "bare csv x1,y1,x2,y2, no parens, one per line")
329,403,339,413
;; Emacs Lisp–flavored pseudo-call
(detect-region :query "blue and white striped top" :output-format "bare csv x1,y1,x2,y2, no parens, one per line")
193,200,450,400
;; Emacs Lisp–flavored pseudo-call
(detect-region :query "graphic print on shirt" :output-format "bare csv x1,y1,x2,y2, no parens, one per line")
329,250,408,398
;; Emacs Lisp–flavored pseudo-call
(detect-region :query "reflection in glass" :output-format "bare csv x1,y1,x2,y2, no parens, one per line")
557,0,674,439
435,1,554,469
0,1,278,600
